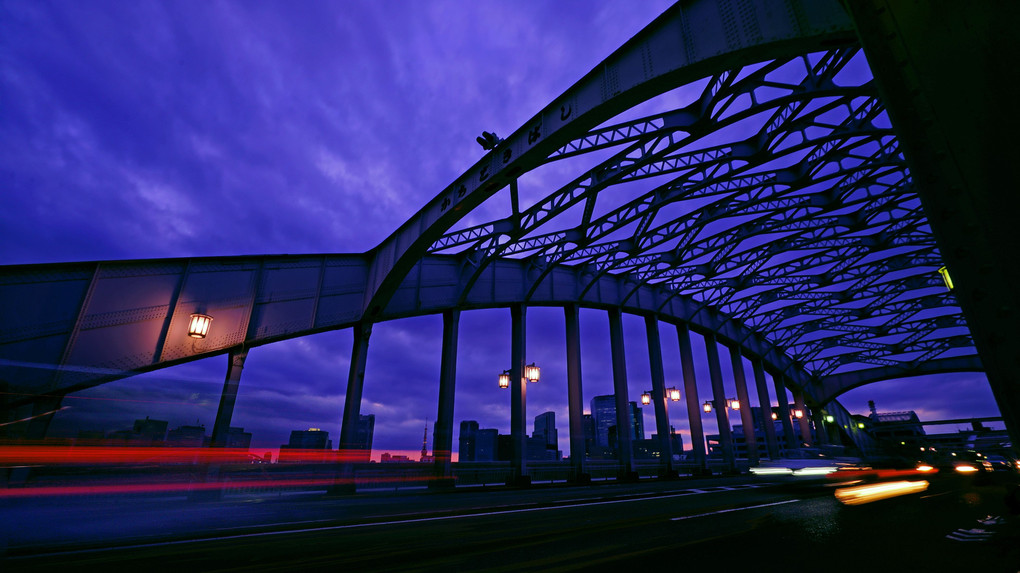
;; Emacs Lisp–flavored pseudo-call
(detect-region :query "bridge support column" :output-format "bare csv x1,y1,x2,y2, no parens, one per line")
793,388,813,447
812,408,831,447
608,309,636,480
431,310,459,488
773,375,797,452
705,333,735,474
645,316,675,478
752,358,780,460
729,347,758,466
677,323,706,474
210,348,248,448
333,321,372,494
565,304,589,483
509,304,529,486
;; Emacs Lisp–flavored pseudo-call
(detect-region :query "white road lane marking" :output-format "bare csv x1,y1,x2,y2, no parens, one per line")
670,499,800,521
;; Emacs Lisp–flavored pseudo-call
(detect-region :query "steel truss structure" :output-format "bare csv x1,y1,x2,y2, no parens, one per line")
1,0,1008,455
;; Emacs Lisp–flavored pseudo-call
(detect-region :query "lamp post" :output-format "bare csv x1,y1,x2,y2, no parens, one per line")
499,361,539,486
701,398,740,468
499,365,540,388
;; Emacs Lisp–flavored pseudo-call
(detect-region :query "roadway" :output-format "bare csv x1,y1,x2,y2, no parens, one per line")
4,473,1019,571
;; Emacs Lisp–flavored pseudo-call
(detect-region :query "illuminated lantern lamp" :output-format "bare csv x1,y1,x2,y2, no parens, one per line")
188,313,213,339
729,399,740,410
640,392,652,406
703,401,713,413
498,371,510,389
793,409,804,419
771,412,779,420
525,363,540,383
668,387,681,402
938,265,954,291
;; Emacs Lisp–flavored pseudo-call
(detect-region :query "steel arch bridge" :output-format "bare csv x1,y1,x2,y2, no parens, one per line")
1,0,1016,478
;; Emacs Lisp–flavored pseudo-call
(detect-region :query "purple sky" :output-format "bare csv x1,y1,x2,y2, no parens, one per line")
1,1,1002,459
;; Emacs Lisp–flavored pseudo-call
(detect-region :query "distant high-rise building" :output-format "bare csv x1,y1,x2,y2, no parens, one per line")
590,395,643,450
533,412,557,448
591,395,617,449
583,413,595,456
351,414,375,461
475,428,498,461
279,428,332,463
459,420,480,461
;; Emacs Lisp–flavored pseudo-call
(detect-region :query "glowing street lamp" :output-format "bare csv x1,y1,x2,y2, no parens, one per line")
525,363,540,383
825,415,835,423
640,391,652,406
668,387,681,402
188,313,213,339
498,370,510,389
793,409,804,419
703,401,713,413
729,398,740,410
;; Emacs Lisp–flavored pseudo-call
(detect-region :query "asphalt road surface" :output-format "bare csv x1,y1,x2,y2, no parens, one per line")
5,473,1019,572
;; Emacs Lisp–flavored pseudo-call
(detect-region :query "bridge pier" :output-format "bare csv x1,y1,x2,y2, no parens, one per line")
430,310,459,488
564,304,589,483
333,321,372,494
608,309,637,480
793,389,812,448
210,348,248,448
729,346,758,466
677,323,707,474
645,316,675,478
508,304,530,486
752,358,780,460
773,375,797,453
705,333,736,473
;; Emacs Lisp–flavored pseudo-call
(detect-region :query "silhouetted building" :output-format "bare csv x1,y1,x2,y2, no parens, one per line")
381,453,412,462
224,427,252,450
166,424,208,447
459,420,480,461
349,414,375,462
583,413,595,456
133,417,168,444
528,412,561,460
534,412,557,448
591,395,644,452
476,428,498,461
279,428,332,462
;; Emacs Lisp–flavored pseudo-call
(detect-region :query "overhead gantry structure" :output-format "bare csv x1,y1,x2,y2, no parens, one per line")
2,0,1015,482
